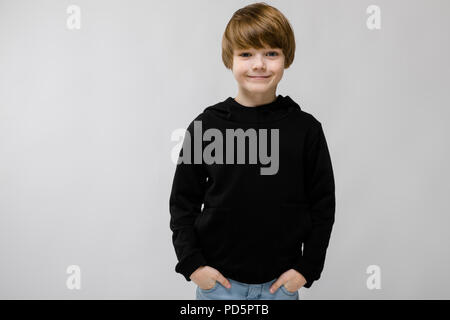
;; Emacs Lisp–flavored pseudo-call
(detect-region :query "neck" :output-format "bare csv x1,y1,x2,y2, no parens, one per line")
234,90,277,107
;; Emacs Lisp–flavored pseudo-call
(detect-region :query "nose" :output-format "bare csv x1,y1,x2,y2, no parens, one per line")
252,54,266,70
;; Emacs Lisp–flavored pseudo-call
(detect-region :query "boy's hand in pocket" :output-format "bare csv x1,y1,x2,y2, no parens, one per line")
270,269,307,293
190,266,232,290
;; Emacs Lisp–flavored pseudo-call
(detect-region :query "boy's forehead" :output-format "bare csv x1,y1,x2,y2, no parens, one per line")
234,46,281,52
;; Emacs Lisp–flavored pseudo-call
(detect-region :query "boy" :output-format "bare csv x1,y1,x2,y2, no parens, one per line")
169,2,335,300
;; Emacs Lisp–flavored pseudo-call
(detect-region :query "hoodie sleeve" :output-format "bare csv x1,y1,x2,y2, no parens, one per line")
292,121,336,288
169,119,208,282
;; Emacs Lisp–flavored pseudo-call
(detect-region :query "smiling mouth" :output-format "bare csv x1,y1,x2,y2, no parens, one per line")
248,75,270,79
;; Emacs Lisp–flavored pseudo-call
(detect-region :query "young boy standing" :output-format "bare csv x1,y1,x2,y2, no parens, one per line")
169,2,335,300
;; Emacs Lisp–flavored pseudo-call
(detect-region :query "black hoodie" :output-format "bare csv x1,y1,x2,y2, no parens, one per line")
169,94,335,289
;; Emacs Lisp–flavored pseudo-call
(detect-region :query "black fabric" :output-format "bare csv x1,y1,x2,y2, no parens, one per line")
169,95,335,289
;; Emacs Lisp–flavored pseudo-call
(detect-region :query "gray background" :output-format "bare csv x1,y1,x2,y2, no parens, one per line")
1,0,449,299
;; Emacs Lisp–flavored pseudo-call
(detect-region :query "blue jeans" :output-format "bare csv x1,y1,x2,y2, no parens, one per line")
196,277,299,300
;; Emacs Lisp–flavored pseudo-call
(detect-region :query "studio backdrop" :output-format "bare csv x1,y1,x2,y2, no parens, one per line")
0,0,449,299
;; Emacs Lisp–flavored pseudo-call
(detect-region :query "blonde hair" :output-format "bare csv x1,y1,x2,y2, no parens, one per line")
222,2,296,70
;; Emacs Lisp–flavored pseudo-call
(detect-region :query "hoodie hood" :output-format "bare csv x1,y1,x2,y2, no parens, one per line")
203,95,301,124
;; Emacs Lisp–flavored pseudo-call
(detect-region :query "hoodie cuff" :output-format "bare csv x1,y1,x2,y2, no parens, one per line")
291,256,316,289
175,251,208,282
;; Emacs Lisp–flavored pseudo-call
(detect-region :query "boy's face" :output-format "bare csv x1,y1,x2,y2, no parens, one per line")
231,46,285,95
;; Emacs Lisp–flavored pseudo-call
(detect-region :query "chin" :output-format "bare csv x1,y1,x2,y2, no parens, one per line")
246,84,271,91
243,84,265,90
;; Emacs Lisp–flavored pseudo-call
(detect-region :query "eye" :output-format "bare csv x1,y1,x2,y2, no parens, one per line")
239,51,279,57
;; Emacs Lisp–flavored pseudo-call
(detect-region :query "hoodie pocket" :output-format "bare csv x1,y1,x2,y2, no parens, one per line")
224,204,312,263
276,203,312,255
195,207,233,262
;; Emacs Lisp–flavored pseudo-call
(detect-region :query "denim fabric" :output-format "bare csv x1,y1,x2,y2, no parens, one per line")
196,277,299,300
